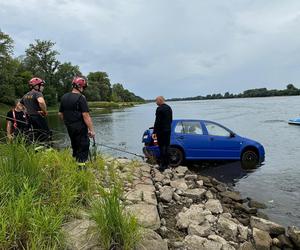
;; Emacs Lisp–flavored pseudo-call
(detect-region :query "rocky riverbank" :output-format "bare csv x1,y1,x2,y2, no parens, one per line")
63,159,300,250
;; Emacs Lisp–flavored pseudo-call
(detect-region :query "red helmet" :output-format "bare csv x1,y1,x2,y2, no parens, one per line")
29,77,45,87
72,76,87,89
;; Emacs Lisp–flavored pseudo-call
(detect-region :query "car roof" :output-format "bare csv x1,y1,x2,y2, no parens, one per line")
173,119,214,123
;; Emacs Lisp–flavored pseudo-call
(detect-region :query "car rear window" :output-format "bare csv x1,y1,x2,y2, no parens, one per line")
175,121,203,135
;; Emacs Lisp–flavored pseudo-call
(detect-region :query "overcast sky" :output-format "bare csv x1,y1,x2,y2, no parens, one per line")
1,0,300,99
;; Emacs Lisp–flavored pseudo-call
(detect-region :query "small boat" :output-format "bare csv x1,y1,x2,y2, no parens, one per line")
288,117,300,125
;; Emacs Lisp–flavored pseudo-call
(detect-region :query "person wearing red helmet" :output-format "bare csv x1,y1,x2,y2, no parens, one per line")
21,77,51,142
59,76,95,168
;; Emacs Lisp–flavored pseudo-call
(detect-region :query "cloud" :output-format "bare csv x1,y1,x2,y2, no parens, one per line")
1,0,300,98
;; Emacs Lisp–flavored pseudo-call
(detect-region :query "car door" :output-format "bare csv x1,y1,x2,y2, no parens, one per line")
203,121,241,159
172,121,210,159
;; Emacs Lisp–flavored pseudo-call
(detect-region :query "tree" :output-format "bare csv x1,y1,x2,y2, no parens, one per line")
87,72,112,101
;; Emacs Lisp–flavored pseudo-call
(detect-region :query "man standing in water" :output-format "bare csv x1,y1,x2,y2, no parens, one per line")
58,76,95,169
152,96,173,172
21,77,51,142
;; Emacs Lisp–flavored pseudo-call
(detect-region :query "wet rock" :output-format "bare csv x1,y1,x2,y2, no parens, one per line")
205,199,223,214
252,227,272,250
218,215,238,241
256,211,269,220
277,233,294,248
184,188,206,200
136,228,168,250
126,204,160,230
250,216,285,236
176,204,206,229
62,219,100,250
234,203,257,214
170,179,188,191
220,191,243,202
188,221,211,237
184,235,222,250
248,199,267,209
287,226,300,248
159,186,174,202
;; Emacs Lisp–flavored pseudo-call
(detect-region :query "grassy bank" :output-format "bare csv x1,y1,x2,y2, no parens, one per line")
0,139,141,249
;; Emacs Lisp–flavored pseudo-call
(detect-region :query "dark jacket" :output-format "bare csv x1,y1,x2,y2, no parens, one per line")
154,103,173,134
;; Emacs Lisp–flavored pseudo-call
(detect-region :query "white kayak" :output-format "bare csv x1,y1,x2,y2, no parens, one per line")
288,117,300,125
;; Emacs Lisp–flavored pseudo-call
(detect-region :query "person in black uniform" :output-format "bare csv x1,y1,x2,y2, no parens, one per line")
21,77,51,143
58,76,95,168
152,96,173,171
6,99,29,140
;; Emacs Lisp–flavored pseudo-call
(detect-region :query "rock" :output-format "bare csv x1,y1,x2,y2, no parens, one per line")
63,219,100,250
154,172,165,182
216,184,226,192
277,234,294,248
270,246,281,250
173,192,181,201
208,234,227,244
188,221,211,237
205,214,217,223
248,199,267,209
205,199,223,214
184,188,206,200
256,211,269,220
160,186,174,202
234,203,257,214
205,190,214,199
159,226,168,237
222,244,236,250
198,175,212,184
287,226,300,248
124,185,157,205
250,216,285,236
252,227,272,250
176,189,183,195
175,166,188,175
170,179,188,191
185,174,198,181
238,241,255,250
184,235,222,250
172,241,184,248
126,204,160,230
220,191,243,202
162,178,171,186
136,228,168,250
176,204,206,229
217,215,238,241
196,180,204,187
161,218,166,226
238,224,249,240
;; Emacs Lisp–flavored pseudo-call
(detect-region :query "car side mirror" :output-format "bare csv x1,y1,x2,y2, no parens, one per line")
230,132,235,138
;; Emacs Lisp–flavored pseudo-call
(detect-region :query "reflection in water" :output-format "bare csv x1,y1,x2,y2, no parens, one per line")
188,161,262,185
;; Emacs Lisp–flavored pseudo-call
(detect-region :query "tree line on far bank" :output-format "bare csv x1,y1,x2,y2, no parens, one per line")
166,84,300,102
0,30,144,106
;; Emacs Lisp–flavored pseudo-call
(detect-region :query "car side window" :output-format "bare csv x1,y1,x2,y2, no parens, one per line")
175,122,184,133
179,121,203,135
205,122,230,137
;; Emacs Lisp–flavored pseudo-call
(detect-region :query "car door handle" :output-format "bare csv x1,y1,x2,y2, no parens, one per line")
176,136,184,139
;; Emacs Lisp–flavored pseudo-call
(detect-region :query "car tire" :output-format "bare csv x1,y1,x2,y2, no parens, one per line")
168,147,184,167
241,150,259,168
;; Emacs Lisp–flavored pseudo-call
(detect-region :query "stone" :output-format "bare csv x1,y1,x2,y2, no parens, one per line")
161,218,166,226
277,234,294,248
238,241,255,250
173,192,181,201
172,241,184,248
208,234,227,244
176,204,206,229
238,224,249,240
272,238,281,247
154,172,165,182
250,216,285,236
217,215,238,240
160,186,174,202
216,184,226,192
287,226,300,248
188,221,211,237
126,204,160,230
220,191,243,202
170,179,188,191
205,199,223,214
196,180,204,187
124,185,157,205
205,190,214,199
234,203,257,214
184,188,206,200
62,219,101,250
136,228,168,250
185,174,198,181
175,166,188,175
205,214,217,223
252,227,272,250
222,244,236,250
184,235,222,250
248,199,267,209
162,178,171,186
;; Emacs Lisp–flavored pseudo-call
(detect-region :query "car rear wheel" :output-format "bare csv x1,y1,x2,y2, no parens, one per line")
168,147,184,167
241,150,259,168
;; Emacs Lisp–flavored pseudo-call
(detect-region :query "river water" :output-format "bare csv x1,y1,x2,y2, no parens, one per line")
8,96,300,227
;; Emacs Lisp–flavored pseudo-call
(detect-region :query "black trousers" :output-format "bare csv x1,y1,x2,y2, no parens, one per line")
28,115,51,142
66,124,90,163
157,130,171,168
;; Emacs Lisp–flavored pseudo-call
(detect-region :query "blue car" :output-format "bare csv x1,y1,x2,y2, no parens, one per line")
142,119,265,167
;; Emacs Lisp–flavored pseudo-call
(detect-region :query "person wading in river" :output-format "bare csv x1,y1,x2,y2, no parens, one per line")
152,96,173,172
58,76,95,169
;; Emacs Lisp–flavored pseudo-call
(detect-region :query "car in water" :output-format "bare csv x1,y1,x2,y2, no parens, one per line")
142,119,265,167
